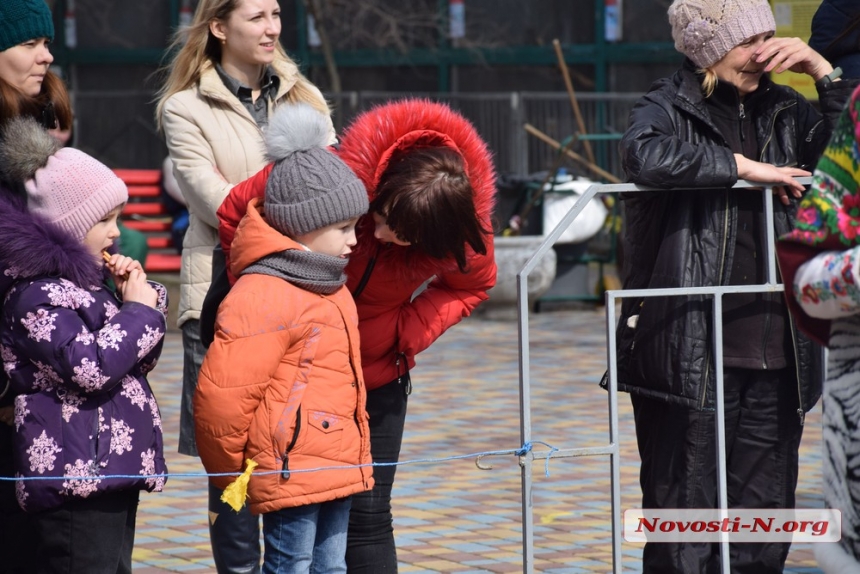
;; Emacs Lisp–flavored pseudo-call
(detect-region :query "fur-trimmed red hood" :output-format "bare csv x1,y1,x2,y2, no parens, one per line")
337,99,497,266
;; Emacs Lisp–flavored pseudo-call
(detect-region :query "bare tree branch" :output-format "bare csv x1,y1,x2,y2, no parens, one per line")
303,0,342,92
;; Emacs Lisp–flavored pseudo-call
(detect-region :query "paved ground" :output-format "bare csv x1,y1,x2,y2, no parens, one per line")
132,306,825,573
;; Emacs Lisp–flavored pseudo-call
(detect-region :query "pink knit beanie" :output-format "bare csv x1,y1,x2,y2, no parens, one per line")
668,0,776,68
26,148,128,240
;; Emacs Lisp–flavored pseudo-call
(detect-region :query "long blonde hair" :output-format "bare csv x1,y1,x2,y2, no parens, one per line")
155,0,328,131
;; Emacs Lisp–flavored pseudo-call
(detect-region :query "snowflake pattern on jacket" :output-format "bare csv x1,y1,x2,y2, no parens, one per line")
0,195,169,512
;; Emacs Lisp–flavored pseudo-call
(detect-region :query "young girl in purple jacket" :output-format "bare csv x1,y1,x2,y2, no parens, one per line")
0,117,168,573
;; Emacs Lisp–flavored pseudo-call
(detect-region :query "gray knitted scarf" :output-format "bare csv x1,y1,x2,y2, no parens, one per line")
241,249,348,295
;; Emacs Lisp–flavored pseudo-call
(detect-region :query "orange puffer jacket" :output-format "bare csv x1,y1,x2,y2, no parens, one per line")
195,199,373,514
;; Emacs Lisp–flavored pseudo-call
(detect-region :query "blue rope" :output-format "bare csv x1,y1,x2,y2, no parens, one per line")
0,441,561,482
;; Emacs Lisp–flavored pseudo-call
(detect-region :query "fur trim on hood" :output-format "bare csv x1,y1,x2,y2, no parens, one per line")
0,116,63,186
337,99,497,268
0,190,102,298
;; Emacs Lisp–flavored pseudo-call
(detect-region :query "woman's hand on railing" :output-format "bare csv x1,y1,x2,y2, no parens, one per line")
734,154,810,205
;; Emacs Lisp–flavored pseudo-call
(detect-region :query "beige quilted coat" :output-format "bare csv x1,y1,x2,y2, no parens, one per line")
161,55,332,327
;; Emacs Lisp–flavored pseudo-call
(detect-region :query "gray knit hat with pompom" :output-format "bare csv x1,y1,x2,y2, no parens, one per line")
264,103,367,237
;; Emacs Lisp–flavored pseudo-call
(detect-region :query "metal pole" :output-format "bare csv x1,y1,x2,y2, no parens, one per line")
517,266,535,573
764,185,777,285
713,294,730,574
606,296,624,573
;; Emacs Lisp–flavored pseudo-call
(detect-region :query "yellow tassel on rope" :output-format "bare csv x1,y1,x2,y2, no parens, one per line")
221,459,258,512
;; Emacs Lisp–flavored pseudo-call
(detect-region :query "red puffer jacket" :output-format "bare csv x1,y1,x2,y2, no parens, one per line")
218,100,497,389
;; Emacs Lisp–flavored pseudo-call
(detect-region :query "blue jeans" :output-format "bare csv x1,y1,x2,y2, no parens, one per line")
263,498,351,574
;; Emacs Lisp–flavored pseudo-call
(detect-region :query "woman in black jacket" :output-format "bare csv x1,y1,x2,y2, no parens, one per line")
615,0,857,572
0,2,73,572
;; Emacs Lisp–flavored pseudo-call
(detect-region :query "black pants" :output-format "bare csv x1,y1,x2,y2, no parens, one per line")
346,377,409,573
0,422,38,574
31,490,139,574
632,368,803,574
208,484,262,574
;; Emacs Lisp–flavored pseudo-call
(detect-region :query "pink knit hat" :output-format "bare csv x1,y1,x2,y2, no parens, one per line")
668,0,776,69
27,148,129,240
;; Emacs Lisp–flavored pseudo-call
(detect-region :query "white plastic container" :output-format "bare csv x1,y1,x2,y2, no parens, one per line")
541,174,608,244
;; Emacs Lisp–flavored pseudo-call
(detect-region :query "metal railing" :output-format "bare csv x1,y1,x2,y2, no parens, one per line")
514,178,810,573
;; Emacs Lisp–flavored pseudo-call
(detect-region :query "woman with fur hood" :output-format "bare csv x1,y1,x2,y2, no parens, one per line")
0,118,168,573
214,99,497,572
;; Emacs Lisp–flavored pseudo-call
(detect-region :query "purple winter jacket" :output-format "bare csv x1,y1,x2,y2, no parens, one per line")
0,193,168,512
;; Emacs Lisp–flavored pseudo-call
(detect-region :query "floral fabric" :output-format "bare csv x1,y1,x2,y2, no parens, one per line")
793,249,860,319
777,84,860,345
0,276,168,512
776,82,860,571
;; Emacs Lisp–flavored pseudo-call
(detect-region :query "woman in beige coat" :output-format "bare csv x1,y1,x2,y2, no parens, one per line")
155,0,332,571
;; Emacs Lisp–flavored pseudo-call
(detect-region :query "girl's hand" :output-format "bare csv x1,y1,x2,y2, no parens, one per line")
120,269,158,308
734,154,810,205
104,253,144,290
754,36,832,81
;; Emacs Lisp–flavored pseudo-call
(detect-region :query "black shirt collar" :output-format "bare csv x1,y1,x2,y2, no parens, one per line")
214,63,280,101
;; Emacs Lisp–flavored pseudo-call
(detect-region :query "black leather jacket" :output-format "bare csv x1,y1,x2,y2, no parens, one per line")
610,60,857,418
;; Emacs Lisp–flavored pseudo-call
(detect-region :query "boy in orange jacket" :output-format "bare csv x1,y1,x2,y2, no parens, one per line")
194,103,373,574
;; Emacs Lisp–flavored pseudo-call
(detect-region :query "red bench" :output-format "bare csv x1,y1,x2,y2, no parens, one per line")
113,169,182,273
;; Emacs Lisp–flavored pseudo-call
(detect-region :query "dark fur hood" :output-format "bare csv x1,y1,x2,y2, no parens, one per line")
0,189,102,299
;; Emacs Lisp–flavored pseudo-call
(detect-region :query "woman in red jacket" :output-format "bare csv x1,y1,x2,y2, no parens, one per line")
216,99,497,572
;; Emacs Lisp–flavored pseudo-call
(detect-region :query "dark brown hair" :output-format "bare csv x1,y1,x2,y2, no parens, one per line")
372,147,490,272
0,71,72,131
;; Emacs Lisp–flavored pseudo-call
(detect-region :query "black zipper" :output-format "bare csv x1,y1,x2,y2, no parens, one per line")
760,311,772,369
760,102,797,159
773,256,806,426
395,353,411,396
805,119,823,143
755,102,796,370
281,406,302,480
92,407,102,462
351,243,382,300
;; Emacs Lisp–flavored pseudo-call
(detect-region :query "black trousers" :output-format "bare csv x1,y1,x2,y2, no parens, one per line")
346,377,410,573
31,490,139,574
208,483,262,574
0,422,38,574
631,368,803,574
